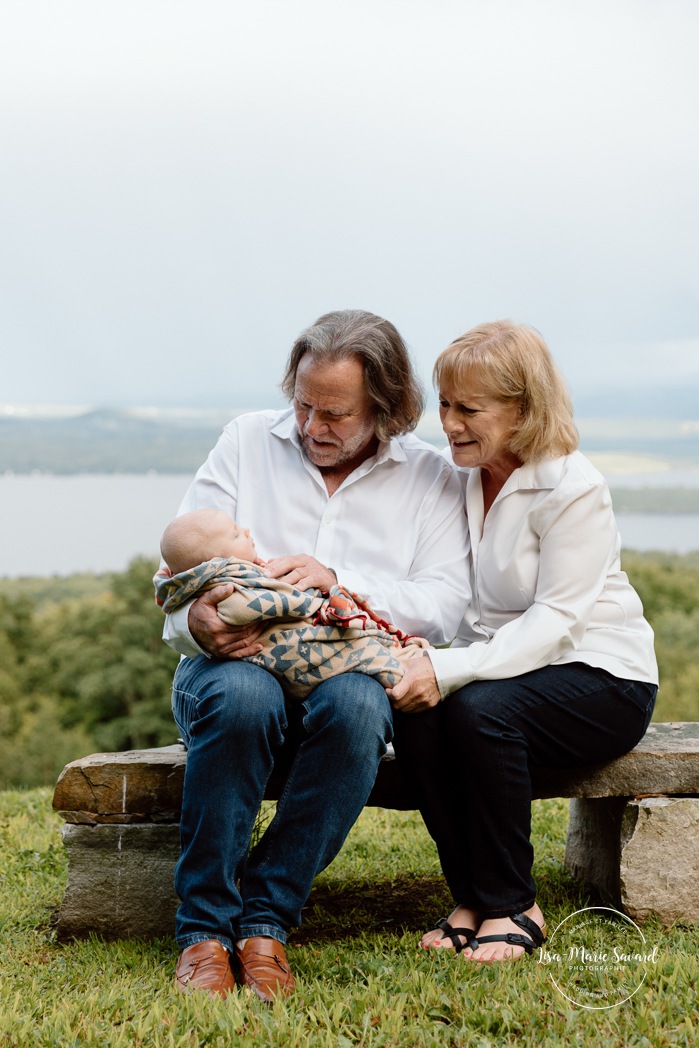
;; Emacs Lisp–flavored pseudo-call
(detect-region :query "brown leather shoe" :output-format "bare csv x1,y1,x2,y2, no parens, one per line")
235,936,295,1002
175,940,236,997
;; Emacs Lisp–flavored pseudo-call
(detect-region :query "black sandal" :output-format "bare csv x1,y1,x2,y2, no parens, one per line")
472,912,546,956
430,917,479,954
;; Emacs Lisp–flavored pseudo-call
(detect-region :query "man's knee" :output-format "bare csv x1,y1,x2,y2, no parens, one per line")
306,673,393,743
174,658,286,737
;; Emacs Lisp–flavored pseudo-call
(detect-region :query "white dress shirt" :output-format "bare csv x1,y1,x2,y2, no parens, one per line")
429,451,659,697
164,408,471,657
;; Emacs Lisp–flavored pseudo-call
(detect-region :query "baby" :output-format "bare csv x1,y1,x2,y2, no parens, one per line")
155,509,427,699
160,509,259,575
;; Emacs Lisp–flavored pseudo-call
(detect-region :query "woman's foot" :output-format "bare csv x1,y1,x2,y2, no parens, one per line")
464,903,546,963
420,904,480,950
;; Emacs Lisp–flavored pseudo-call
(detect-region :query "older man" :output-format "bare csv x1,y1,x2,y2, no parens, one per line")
165,309,470,1000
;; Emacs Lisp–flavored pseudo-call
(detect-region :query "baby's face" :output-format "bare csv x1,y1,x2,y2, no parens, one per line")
219,519,257,562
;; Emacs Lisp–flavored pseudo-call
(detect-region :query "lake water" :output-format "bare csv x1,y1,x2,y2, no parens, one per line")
1,472,698,579
1,473,192,578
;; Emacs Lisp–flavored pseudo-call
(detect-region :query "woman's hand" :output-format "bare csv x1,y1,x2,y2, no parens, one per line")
387,654,442,713
264,555,337,594
188,585,266,658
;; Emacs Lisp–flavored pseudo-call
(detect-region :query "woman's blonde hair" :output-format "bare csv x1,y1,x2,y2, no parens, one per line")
433,321,578,462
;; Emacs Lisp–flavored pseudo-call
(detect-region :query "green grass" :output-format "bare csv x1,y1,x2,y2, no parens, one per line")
1,791,696,1047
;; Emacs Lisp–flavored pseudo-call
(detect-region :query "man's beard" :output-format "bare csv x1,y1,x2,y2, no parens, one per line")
300,427,376,471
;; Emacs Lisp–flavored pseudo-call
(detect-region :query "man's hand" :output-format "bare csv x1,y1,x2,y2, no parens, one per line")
387,654,442,713
264,555,337,594
188,585,266,658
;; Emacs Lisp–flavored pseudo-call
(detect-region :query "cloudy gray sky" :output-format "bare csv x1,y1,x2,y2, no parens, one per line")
2,0,698,412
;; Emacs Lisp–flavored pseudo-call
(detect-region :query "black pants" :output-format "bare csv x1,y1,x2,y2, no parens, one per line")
392,663,656,919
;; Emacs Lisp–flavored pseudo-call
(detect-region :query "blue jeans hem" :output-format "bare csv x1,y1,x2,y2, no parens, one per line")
238,923,288,944
177,933,235,954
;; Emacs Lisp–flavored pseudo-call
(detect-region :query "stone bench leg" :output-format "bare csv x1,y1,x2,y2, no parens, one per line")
565,796,699,925
57,823,180,940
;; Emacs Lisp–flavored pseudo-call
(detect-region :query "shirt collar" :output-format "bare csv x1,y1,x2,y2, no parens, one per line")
270,407,302,447
490,455,566,500
513,456,566,490
463,455,567,501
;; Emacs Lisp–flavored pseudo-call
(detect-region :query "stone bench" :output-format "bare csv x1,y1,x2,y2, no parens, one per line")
52,722,699,939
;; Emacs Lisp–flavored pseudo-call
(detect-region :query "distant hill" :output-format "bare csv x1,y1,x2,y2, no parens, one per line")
0,408,229,474
1,398,698,475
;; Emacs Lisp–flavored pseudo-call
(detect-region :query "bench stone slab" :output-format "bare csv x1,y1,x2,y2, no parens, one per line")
52,747,420,822
52,723,699,824
52,723,699,938
620,796,699,924
566,795,699,926
58,823,181,940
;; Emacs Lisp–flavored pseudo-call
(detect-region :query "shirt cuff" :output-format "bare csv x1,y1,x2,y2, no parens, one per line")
426,646,474,699
163,601,208,659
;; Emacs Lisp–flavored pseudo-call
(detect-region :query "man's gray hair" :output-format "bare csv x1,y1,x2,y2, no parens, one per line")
280,309,425,440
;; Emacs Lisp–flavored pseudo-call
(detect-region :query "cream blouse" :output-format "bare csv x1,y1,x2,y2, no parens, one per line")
428,451,659,698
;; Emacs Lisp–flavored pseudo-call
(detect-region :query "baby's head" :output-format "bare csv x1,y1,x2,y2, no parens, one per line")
161,509,257,575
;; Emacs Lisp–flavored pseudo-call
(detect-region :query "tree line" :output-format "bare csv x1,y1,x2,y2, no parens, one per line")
0,552,698,789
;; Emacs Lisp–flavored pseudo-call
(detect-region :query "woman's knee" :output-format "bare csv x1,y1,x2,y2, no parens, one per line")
444,679,520,737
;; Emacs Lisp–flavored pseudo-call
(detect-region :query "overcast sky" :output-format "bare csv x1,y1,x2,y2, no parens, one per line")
1,0,698,412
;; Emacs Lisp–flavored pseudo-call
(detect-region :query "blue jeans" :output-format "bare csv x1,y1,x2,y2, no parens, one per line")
171,656,393,952
393,663,656,919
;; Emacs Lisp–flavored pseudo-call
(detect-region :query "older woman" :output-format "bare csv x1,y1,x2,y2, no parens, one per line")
388,321,658,963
